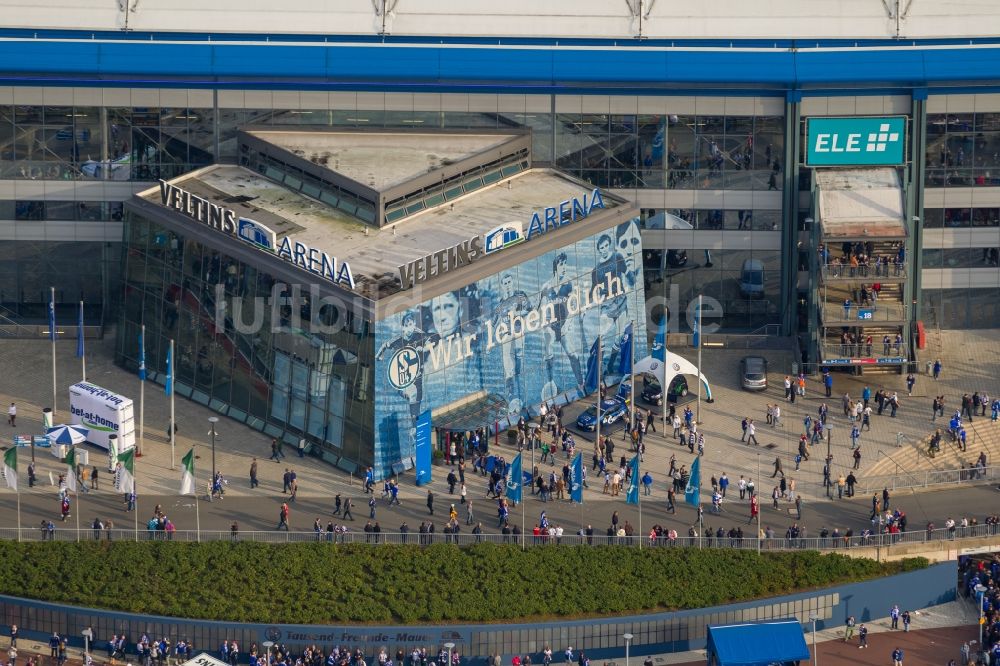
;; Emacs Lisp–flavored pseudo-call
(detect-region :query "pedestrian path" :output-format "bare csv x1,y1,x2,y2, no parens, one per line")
1,325,999,535
0,599,980,666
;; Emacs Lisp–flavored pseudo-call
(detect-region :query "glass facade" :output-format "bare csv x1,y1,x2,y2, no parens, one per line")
926,112,1000,187
115,214,373,469
0,105,214,181
553,114,784,191
3,89,1000,339
374,219,647,479
641,248,781,332
921,289,1000,330
0,240,118,321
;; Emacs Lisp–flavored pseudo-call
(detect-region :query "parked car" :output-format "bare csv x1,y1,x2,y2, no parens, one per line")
739,259,765,298
619,375,689,406
576,397,629,431
740,355,768,391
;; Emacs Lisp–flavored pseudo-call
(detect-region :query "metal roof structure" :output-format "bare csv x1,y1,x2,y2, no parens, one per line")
706,620,811,666
816,168,908,240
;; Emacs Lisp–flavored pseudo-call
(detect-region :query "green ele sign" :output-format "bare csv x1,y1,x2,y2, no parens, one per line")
805,116,907,166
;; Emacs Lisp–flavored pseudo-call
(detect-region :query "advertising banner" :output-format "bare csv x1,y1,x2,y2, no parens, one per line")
68,382,136,451
372,219,648,479
805,116,906,166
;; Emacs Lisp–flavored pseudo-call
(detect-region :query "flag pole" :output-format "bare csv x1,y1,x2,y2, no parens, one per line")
696,294,703,425
662,275,668,436
520,464,525,552
73,447,80,542
50,287,57,417
637,464,643,550
15,482,20,543
195,452,201,543
133,447,139,542
629,320,635,453
139,324,145,457
631,320,642,549
596,333,602,467
79,301,86,383
169,338,176,470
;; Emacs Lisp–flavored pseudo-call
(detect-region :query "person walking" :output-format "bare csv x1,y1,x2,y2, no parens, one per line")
844,616,855,642
891,647,902,666
771,456,783,478
277,503,290,531
7,403,15,427
342,497,354,521
426,489,435,515
857,624,868,648
746,420,759,446
249,458,258,489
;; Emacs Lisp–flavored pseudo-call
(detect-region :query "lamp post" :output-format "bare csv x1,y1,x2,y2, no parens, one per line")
808,614,818,666
263,641,274,666
756,453,762,554
208,416,219,481
976,584,988,649
82,628,93,657
623,633,633,666
444,642,455,666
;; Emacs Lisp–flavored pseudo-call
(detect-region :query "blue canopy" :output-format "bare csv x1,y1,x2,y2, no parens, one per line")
707,619,810,666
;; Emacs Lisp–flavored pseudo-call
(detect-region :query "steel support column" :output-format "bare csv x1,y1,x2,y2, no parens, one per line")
780,93,803,338
907,92,928,322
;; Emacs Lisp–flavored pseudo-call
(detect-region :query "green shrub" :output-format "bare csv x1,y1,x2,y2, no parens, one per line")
0,542,926,624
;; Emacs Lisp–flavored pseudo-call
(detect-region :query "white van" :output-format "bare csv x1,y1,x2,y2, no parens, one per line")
739,259,765,298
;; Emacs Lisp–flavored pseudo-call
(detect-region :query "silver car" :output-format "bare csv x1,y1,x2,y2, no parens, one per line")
740,355,768,391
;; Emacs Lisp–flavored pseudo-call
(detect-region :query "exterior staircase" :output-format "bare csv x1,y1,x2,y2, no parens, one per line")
864,415,1000,477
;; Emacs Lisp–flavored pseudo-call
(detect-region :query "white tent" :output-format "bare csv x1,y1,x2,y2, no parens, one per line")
632,350,713,402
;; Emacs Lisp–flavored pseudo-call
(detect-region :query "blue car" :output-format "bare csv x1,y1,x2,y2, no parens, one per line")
576,397,629,431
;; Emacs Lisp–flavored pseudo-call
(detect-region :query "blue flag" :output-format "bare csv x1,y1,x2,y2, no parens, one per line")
625,454,640,505
570,452,583,503
684,455,701,507
506,454,523,504
76,302,85,358
48,296,56,342
165,343,173,396
138,329,147,381
414,409,432,486
652,315,667,362
584,337,603,395
617,322,633,376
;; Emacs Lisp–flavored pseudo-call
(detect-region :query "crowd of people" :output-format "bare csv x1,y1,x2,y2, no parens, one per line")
960,554,1000,666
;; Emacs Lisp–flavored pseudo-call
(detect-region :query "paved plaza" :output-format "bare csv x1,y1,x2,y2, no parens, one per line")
1,327,999,537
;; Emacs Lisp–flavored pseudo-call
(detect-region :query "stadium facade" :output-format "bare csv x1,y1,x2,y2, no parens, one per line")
1,1,999,471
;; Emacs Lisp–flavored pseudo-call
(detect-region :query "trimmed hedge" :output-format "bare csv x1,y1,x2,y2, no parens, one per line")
0,542,926,624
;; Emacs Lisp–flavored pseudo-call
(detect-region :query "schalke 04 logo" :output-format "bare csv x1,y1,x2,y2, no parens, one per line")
387,346,422,390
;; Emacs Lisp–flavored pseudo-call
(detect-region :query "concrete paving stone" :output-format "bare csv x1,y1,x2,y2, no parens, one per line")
0,328,998,534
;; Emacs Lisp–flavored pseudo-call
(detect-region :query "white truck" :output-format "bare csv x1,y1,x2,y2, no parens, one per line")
68,382,136,453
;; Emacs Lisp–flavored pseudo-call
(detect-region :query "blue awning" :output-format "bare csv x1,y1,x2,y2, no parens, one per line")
707,620,810,666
